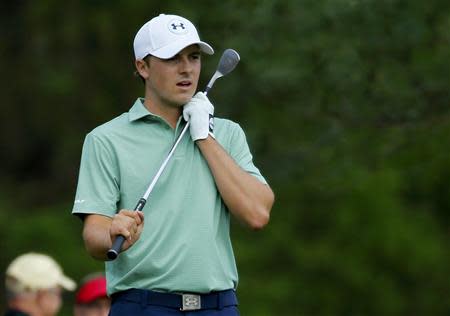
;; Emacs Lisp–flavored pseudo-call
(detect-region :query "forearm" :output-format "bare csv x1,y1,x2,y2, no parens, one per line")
196,136,274,230
82,214,113,261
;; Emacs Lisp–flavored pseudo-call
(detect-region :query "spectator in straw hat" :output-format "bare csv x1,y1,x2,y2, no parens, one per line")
74,273,110,316
4,252,76,316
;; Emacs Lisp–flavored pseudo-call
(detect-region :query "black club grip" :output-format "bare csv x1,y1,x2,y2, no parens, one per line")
106,198,146,260
107,235,125,260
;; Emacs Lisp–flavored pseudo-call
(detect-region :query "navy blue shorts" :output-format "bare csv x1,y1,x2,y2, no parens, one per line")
109,289,239,316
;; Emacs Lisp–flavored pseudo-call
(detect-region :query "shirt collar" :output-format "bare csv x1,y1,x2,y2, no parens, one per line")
128,98,185,128
129,98,157,122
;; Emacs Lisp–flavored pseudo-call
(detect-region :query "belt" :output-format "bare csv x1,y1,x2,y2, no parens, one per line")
111,288,238,311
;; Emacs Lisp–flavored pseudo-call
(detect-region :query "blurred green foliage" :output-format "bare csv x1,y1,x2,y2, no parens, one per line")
1,0,450,315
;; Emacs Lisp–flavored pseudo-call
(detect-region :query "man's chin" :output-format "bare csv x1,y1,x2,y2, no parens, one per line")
178,96,195,106
168,99,190,108
167,91,196,107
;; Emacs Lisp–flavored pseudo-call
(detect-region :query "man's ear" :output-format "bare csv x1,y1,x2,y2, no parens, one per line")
135,59,150,80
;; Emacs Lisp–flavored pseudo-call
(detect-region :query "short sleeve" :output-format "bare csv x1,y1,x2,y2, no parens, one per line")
227,123,267,184
72,133,120,217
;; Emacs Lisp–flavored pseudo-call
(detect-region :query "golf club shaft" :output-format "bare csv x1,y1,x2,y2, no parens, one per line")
107,94,204,260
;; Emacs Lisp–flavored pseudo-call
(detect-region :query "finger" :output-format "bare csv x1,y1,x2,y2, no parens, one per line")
137,211,145,222
118,209,135,217
136,225,143,237
111,216,126,234
133,212,144,225
112,214,132,229
116,226,131,240
131,228,141,242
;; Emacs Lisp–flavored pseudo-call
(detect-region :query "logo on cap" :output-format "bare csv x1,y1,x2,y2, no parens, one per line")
168,19,189,35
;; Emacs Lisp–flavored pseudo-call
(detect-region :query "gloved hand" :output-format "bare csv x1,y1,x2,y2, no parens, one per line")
183,92,215,141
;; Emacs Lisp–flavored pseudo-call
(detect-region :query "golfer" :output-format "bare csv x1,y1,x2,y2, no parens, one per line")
72,13,274,316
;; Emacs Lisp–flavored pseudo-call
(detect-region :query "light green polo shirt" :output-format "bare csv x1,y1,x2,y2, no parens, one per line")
72,98,267,295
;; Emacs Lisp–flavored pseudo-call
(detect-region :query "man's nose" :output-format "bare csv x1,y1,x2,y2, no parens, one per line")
178,57,193,73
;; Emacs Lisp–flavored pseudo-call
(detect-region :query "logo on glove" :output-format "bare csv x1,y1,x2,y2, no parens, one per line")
209,114,214,132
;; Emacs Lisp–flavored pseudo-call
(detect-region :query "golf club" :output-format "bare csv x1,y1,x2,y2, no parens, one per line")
107,49,241,260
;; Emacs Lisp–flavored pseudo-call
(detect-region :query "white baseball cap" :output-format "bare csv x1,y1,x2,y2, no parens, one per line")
6,252,76,291
133,14,214,60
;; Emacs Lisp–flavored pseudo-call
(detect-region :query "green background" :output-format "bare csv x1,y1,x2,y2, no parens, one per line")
1,0,449,315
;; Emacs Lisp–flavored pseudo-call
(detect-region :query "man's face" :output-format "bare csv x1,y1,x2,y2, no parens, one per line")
37,287,62,316
145,44,201,108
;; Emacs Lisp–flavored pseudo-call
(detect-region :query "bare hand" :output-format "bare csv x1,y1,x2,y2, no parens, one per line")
109,209,144,252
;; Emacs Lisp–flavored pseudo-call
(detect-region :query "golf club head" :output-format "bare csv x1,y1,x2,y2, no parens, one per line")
205,49,240,93
217,49,240,76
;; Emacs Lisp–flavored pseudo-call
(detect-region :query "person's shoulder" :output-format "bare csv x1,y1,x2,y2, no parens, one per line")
88,112,129,139
214,117,247,144
214,117,241,130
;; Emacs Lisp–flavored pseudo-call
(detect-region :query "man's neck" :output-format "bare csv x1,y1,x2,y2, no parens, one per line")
143,98,182,129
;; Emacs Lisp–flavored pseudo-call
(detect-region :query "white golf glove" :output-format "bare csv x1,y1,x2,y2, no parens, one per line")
183,92,215,141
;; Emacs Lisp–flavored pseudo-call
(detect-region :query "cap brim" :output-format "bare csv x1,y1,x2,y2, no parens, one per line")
58,275,76,291
151,40,214,59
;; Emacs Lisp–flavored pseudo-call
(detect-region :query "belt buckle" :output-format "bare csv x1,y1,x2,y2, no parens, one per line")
181,294,201,311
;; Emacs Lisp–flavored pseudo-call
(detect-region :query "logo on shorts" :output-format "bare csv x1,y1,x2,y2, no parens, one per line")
168,19,189,35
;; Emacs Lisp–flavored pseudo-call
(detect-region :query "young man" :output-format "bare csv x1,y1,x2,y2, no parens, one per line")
74,273,110,316
4,252,76,316
72,13,274,315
